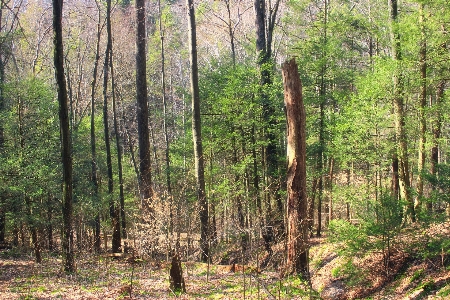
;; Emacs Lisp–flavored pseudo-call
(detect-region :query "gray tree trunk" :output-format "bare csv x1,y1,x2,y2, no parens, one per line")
52,0,75,273
187,0,209,262
136,0,153,207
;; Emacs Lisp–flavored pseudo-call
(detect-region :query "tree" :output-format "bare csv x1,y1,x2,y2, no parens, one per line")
254,0,282,257
389,0,415,223
90,0,103,253
0,0,6,243
136,0,153,208
283,58,308,277
187,0,209,262
158,0,174,240
52,0,75,273
415,3,426,213
111,47,127,253
103,0,121,253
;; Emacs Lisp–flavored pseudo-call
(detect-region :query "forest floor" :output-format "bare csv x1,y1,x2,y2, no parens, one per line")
1,227,450,299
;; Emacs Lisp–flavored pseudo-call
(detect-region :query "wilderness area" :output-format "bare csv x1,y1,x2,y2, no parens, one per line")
1,0,450,299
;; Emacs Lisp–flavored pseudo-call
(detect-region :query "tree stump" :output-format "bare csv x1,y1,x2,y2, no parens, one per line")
169,251,186,293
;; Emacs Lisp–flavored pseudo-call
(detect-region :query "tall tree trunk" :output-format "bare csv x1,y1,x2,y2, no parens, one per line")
416,3,427,214
283,58,308,277
111,53,126,253
392,154,400,201
136,0,153,208
158,0,174,237
91,0,102,253
0,0,6,244
27,199,41,263
47,195,54,251
327,158,334,222
430,79,444,211
21,100,41,263
233,126,247,254
225,0,236,65
187,0,209,262
251,123,265,252
103,0,121,253
255,0,282,228
308,177,318,236
390,0,415,222
316,103,324,236
52,0,75,273
316,0,328,237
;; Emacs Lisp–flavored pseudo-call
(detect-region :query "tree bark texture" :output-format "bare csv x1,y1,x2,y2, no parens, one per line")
52,0,75,273
136,0,153,207
282,58,308,277
187,0,209,262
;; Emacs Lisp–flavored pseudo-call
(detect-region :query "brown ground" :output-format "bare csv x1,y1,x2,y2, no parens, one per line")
1,226,450,299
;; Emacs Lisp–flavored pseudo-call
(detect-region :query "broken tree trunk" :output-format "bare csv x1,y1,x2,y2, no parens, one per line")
169,251,186,293
282,58,309,277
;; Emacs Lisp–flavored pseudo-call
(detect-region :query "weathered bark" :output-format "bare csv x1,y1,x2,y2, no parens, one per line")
283,58,308,277
136,0,153,207
169,252,186,292
53,0,75,273
390,0,415,222
187,0,209,262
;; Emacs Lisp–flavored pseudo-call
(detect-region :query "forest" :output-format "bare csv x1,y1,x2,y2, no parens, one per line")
0,0,450,299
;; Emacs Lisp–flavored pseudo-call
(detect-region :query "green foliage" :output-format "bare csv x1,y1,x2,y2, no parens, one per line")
331,259,365,286
269,275,316,298
437,284,450,297
415,235,450,261
410,269,425,282
328,219,370,257
329,192,403,260
424,164,450,204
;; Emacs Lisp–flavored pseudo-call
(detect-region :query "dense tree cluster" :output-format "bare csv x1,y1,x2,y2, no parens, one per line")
0,0,449,276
